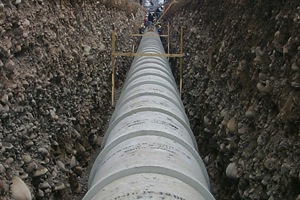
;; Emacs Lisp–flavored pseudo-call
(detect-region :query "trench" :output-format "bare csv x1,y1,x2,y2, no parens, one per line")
1,0,299,200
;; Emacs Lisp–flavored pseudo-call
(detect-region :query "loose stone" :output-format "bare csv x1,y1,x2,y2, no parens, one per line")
11,176,32,200
226,162,238,179
33,165,48,177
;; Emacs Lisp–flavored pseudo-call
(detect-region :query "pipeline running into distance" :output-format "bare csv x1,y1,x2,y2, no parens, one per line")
82,30,215,200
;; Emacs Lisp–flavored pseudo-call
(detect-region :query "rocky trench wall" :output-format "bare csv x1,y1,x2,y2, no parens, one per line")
166,0,300,199
0,0,143,199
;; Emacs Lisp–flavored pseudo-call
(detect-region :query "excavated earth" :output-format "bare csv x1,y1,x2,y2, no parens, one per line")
167,0,300,199
0,0,143,199
0,0,300,200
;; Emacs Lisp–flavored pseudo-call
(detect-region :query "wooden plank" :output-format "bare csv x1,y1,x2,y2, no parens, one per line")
130,34,169,37
167,22,170,57
111,30,116,107
156,0,175,24
179,26,183,96
112,52,184,58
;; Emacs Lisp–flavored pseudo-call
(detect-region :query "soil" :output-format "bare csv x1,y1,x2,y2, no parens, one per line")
0,0,142,199
0,0,299,199
166,0,300,199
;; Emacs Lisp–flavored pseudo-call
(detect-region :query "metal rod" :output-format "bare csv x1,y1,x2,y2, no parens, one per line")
168,22,170,58
111,30,116,107
179,26,183,96
131,34,169,37
112,52,184,57
156,0,176,24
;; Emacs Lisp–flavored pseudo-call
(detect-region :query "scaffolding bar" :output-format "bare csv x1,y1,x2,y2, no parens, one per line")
112,52,184,57
111,30,116,107
179,26,183,96
131,34,169,37
168,22,170,56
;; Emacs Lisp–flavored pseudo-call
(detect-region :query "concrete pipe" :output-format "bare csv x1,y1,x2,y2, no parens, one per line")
82,31,215,200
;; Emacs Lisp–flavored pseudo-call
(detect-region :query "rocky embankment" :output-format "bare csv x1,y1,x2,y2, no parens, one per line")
0,0,142,199
1,0,300,199
167,0,300,199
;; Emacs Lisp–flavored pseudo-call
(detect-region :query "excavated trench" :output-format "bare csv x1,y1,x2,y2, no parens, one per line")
0,0,300,200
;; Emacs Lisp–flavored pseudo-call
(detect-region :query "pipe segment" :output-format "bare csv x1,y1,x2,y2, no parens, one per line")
83,31,215,200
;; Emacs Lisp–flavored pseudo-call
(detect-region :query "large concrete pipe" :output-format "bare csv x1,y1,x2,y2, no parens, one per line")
83,31,215,200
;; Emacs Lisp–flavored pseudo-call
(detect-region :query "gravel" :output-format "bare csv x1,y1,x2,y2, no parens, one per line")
167,0,300,199
0,0,143,199
1,0,299,199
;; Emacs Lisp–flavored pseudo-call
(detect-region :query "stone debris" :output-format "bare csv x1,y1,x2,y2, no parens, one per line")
226,162,238,179
33,165,48,177
168,1,300,199
0,0,299,199
11,176,32,200
0,1,144,199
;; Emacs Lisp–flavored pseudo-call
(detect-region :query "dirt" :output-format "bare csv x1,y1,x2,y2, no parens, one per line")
0,0,142,199
166,0,300,199
0,0,299,199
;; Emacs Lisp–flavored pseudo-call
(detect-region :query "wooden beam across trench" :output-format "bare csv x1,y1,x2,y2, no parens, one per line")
111,26,184,106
